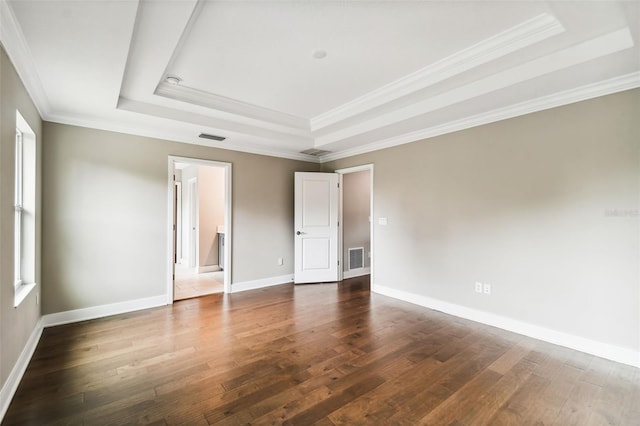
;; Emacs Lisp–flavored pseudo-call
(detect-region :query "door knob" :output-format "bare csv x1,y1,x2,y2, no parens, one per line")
296,231,306,235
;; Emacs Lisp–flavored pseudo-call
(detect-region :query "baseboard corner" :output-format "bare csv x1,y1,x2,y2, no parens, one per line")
0,318,43,422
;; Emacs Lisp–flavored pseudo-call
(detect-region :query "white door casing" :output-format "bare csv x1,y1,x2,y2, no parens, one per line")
294,172,339,284
174,181,182,263
167,156,233,303
188,177,198,269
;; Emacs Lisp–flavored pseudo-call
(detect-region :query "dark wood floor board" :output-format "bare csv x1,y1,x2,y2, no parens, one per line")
204,372,312,424
554,379,604,425
3,276,640,425
282,375,385,425
249,385,334,425
455,357,537,425
487,339,536,375
383,340,505,424
418,368,504,425
486,372,552,424
160,368,298,424
326,356,444,424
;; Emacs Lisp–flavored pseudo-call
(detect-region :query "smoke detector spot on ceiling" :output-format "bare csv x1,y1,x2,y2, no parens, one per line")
300,148,331,156
165,75,182,85
199,133,226,141
312,50,327,59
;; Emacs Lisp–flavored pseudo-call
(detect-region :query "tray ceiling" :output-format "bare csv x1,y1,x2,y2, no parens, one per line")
2,0,639,162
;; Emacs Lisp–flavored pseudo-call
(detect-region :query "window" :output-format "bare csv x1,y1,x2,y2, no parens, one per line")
14,111,36,307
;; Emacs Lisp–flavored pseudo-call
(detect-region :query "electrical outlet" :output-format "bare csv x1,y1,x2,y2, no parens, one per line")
475,282,482,293
277,257,283,266
483,283,491,295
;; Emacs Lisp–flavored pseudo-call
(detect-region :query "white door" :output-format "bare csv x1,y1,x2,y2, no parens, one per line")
294,172,339,283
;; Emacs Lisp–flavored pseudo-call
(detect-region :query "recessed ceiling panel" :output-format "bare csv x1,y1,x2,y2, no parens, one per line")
167,1,546,119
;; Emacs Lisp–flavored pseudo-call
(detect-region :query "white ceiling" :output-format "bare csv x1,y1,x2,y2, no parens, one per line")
1,0,639,162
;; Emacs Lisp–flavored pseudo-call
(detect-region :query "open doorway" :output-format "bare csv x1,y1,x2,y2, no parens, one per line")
167,157,232,302
336,165,373,282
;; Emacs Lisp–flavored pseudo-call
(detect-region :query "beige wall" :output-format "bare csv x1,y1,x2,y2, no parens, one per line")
0,45,42,388
324,89,640,351
197,165,225,267
343,170,371,271
42,122,318,314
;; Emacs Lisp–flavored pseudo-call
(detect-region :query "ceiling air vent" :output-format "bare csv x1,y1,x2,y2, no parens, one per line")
199,133,226,142
300,148,331,156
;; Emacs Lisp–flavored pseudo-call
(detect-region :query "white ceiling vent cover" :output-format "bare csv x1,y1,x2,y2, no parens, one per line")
348,247,364,270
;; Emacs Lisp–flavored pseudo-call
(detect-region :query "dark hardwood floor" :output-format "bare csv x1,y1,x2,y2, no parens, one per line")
3,276,639,425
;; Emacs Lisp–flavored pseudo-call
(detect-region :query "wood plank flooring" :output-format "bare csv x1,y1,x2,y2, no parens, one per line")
3,276,639,425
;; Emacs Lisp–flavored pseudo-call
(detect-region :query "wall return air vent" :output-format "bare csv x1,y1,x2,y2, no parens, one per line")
348,247,364,270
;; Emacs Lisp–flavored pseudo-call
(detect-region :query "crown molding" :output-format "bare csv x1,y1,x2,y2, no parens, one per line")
310,13,564,132
156,82,310,132
46,111,320,163
319,71,640,163
154,0,309,133
118,96,314,147
0,0,51,118
315,27,635,147
154,82,311,137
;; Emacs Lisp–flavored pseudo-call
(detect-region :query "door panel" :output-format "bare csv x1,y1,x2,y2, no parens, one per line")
294,172,339,283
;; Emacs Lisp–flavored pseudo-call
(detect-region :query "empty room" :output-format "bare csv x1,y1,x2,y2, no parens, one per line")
0,0,639,424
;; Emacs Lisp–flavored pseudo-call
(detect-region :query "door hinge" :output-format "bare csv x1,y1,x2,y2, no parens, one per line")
338,260,340,266
337,182,340,188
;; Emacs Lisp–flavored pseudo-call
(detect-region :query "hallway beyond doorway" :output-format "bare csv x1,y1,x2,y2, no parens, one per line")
174,263,223,300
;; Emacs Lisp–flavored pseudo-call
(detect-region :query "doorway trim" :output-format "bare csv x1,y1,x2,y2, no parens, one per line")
166,156,232,304
335,164,374,286
187,177,198,270
174,181,183,264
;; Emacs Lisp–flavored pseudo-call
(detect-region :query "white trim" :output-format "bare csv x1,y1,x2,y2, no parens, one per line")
0,318,43,422
0,0,50,117
335,164,375,293
41,295,166,328
198,265,221,273
13,283,36,308
343,267,371,280
316,28,635,147
174,181,182,263
167,156,233,302
117,97,313,147
320,71,640,163
45,111,319,164
187,176,199,270
231,275,293,293
373,284,640,369
310,13,564,131
155,82,309,131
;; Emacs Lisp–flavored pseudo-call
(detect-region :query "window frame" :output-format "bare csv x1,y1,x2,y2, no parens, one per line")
14,110,37,307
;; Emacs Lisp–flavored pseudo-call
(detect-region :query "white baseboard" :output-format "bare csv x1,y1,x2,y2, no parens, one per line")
373,284,640,369
0,318,43,421
41,295,167,328
198,265,221,273
231,274,293,293
343,267,371,279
